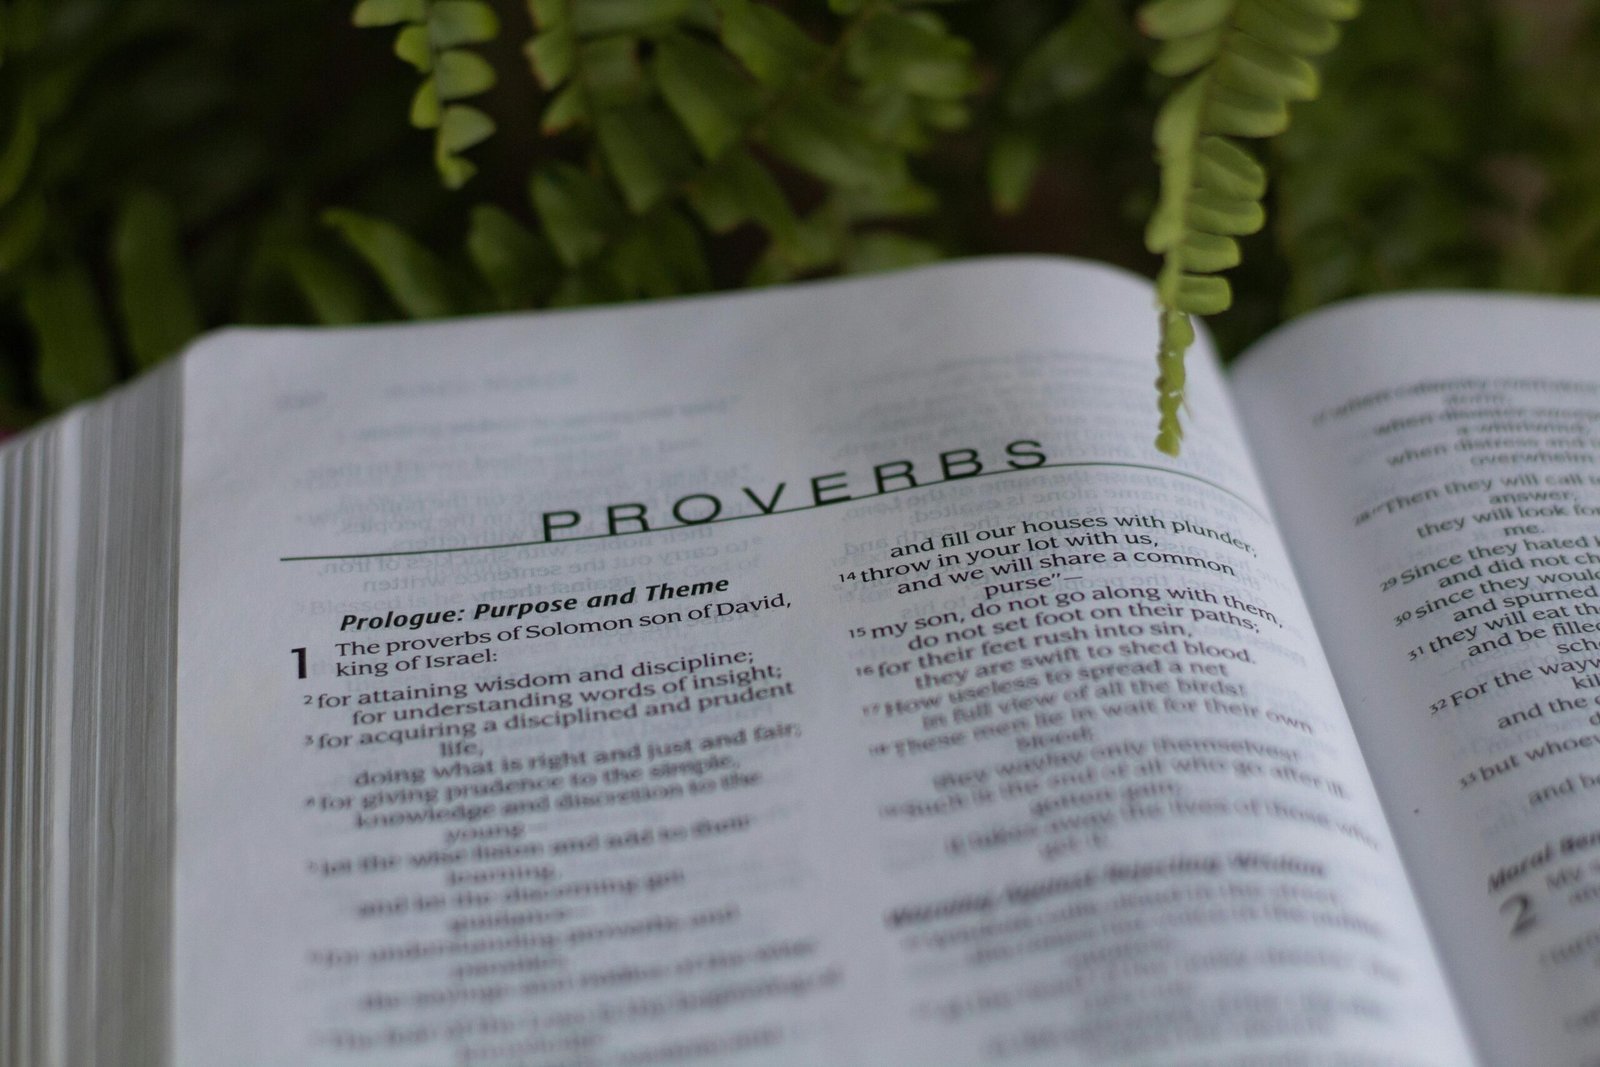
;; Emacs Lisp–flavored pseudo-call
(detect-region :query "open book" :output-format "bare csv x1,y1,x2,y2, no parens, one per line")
5,257,1599,1065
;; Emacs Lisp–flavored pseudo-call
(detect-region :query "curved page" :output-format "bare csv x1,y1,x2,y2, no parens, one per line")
174,258,1470,1065
1234,292,1600,1065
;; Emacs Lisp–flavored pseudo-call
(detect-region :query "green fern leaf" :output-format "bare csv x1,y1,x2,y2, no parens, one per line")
1153,28,1225,76
653,33,757,160
435,50,496,98
113,191,202,370
531,163,625,267
988,131,1041,214
845,231,942,274
1006,2,1132,115
1235,0,1340,55
279,245,371,326
596,103,698,214
353,0,426,27
438,103,495,149
1195,136,1266,198
526,24,575,88
525,0,563,30
569,0,692,38
323,208,466,318
1141,0,1360,455
1180,231,1241,272
351,0,501,188
610,207,710,297
1217,34,1318,100
685,148,797,246
435,104,495,185
1203,83,1289,137
1139,0,1233,38
394,25,433,70
762,92,904,190
22,264,118,409
429,1,498,47
0,101,37,207
411,80,442,126
466,204,559,309
715,0,824,86
540,84,588,132
503,0,974,307
849,12,975,101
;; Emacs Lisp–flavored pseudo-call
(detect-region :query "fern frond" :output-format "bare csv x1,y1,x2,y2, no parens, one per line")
351,0,501,188
513,0,975,296
1141,0,1359,455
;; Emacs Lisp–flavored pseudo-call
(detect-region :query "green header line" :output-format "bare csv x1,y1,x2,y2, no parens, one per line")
279,460,1266,562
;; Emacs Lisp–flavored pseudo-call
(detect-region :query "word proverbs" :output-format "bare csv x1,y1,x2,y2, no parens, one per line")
535,440,1047,543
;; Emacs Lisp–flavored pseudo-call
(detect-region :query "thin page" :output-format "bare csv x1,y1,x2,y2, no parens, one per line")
173,257,1470,1065
1233,292,1600,1065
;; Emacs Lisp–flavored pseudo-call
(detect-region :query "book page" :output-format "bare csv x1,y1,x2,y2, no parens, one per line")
1233,293,1600,1065
173,258,1471,1065
2,373,185,1067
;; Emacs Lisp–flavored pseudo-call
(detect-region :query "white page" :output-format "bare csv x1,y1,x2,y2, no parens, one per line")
1233,292,1600,1065
173,258,1471,1065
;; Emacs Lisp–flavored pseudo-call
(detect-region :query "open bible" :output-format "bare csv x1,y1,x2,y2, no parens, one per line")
6,257,1600,1065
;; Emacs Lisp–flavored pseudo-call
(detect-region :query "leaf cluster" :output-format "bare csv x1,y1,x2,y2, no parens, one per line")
354,0,503,189
0,0,981,423
3,1,1599,443
1274,1,1600,311
0,0,423,417
332,0,985,315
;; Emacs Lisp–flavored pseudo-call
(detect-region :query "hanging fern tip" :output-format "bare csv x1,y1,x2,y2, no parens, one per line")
1141,0,1361,453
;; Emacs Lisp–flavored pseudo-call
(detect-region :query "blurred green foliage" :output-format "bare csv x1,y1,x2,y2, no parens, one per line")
0,0,1596,434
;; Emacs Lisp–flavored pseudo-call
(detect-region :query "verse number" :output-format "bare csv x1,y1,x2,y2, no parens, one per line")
291,647,307,680
1501,893,1536,937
